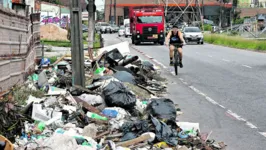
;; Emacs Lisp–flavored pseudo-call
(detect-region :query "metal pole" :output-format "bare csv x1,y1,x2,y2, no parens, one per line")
165,0,168,35
109,0,112,23
88,0,95,59
70,0,85,87
114,0,116,24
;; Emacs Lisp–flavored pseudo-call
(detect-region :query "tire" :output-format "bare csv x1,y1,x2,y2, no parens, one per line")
159,42,164,45
125,35,128,38
118,35,121,37
197,42,200,44
201,41,204,45
135,41,140,45
174,49,179,76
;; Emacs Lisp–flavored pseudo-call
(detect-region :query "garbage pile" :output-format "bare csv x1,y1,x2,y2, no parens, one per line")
0,42,226,150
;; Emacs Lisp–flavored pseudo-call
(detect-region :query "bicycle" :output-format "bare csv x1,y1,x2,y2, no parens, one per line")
172,43,184,76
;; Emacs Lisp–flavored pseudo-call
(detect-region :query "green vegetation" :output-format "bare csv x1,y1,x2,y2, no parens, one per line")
203,24,212,31
204,34,266,51
42,32,102,48
48,56,58,64
42,39,71,47
234,18,244,25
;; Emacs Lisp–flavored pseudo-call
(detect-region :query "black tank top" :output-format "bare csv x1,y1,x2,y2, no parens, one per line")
169,31,181,44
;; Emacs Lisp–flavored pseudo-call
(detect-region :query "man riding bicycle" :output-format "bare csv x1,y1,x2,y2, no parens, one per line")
165,25,186,67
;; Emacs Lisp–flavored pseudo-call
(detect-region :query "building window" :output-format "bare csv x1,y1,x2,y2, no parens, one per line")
118,16,123,26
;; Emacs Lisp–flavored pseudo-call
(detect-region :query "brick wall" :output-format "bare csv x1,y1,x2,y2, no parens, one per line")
0,5,40,92
237,8,266,17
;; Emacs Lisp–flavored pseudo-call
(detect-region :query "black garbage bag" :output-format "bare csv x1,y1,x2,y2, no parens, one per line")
151,115,178,146
142,60,155,71
120,132,137,142
146,98,176,122
113,71,136,85
102,81,136,109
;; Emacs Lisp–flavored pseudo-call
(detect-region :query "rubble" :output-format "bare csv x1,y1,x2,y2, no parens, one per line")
0,41,227,150
40,24,68,41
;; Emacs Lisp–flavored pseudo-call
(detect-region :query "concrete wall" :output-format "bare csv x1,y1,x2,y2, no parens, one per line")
40,2,60,17
0,6,40,92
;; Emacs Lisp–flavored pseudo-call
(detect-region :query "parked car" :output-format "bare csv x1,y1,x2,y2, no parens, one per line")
95,22,112,34
118,26,125,37
182,27,204,44
124,24,131,38
82,24,88,32
111,24,119,33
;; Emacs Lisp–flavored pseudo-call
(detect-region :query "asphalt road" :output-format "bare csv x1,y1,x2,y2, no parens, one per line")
102,33,266,150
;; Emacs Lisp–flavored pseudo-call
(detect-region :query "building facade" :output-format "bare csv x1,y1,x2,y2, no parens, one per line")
104,0,232,26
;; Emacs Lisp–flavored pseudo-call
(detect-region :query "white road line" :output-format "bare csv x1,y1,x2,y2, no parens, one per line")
208,55,213,58
242,65,252,68
222,59,230,62
246,122,258,129
188,86,225,109
196,52,200,54
153,59,167,69
259,132,266,138
226,110,246,121
145,54,153,59
218,104,226,109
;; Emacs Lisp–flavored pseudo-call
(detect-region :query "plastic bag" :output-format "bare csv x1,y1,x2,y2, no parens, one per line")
113,71,136,85
151,116,178,146
146,98,176,121
103,81,136,109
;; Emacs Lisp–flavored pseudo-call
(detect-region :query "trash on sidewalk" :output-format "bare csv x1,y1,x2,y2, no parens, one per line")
102,81,136,109
0,41,226,150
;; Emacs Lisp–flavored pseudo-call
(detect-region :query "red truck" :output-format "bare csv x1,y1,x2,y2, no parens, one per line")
129,6,165,45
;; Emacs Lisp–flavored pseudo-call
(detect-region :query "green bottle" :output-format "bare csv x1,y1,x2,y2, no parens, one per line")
86,112,108,121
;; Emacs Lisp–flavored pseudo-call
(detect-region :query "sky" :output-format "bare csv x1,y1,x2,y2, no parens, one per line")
95,0,104,10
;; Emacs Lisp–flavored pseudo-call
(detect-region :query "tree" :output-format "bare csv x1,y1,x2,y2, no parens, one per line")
96,9,104,21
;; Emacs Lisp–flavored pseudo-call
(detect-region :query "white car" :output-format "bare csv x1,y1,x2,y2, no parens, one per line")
118,26,125,37
182,27,204,44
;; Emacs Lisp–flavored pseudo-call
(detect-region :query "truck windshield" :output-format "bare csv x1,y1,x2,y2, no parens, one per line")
137,16,162,23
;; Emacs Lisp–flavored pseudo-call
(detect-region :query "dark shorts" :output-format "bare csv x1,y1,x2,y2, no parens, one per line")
170,43,183,48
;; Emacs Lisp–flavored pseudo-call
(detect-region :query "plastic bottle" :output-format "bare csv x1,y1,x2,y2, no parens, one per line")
86,112,108,121
102,109,118,118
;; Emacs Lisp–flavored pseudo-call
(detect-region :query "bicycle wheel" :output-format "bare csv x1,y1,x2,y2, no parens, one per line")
174,49,179,76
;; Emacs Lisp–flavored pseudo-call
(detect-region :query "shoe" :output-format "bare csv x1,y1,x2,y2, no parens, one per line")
179,61,183,68
170,61,173,66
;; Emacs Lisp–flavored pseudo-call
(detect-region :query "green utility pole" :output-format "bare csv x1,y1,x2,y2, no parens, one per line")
70,0,85,87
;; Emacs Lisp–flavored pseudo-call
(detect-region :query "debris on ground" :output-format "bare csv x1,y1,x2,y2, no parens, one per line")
40,24,68,41
0,41,227,150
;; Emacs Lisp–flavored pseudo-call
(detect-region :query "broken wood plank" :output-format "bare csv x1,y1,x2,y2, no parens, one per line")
116,134,152,147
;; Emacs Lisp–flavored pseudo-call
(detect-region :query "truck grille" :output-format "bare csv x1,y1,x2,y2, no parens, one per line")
143,27,157,34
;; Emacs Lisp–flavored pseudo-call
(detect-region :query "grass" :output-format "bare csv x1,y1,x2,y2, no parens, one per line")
42,39,89,47
48,56,58,64
204,34,266,51
42,39,71,47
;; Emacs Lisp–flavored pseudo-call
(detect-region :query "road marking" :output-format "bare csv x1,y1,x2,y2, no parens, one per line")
153,59,168,69
188,86,225,108
222,59,230,62
208,55,213,58
242,65,252,68
226,110,258,129
259,132,266,138
196,52,200,54
226,110,246,121
246,122,258,129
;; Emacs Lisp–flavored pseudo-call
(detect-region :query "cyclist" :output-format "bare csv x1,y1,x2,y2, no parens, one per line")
165,25,186,67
